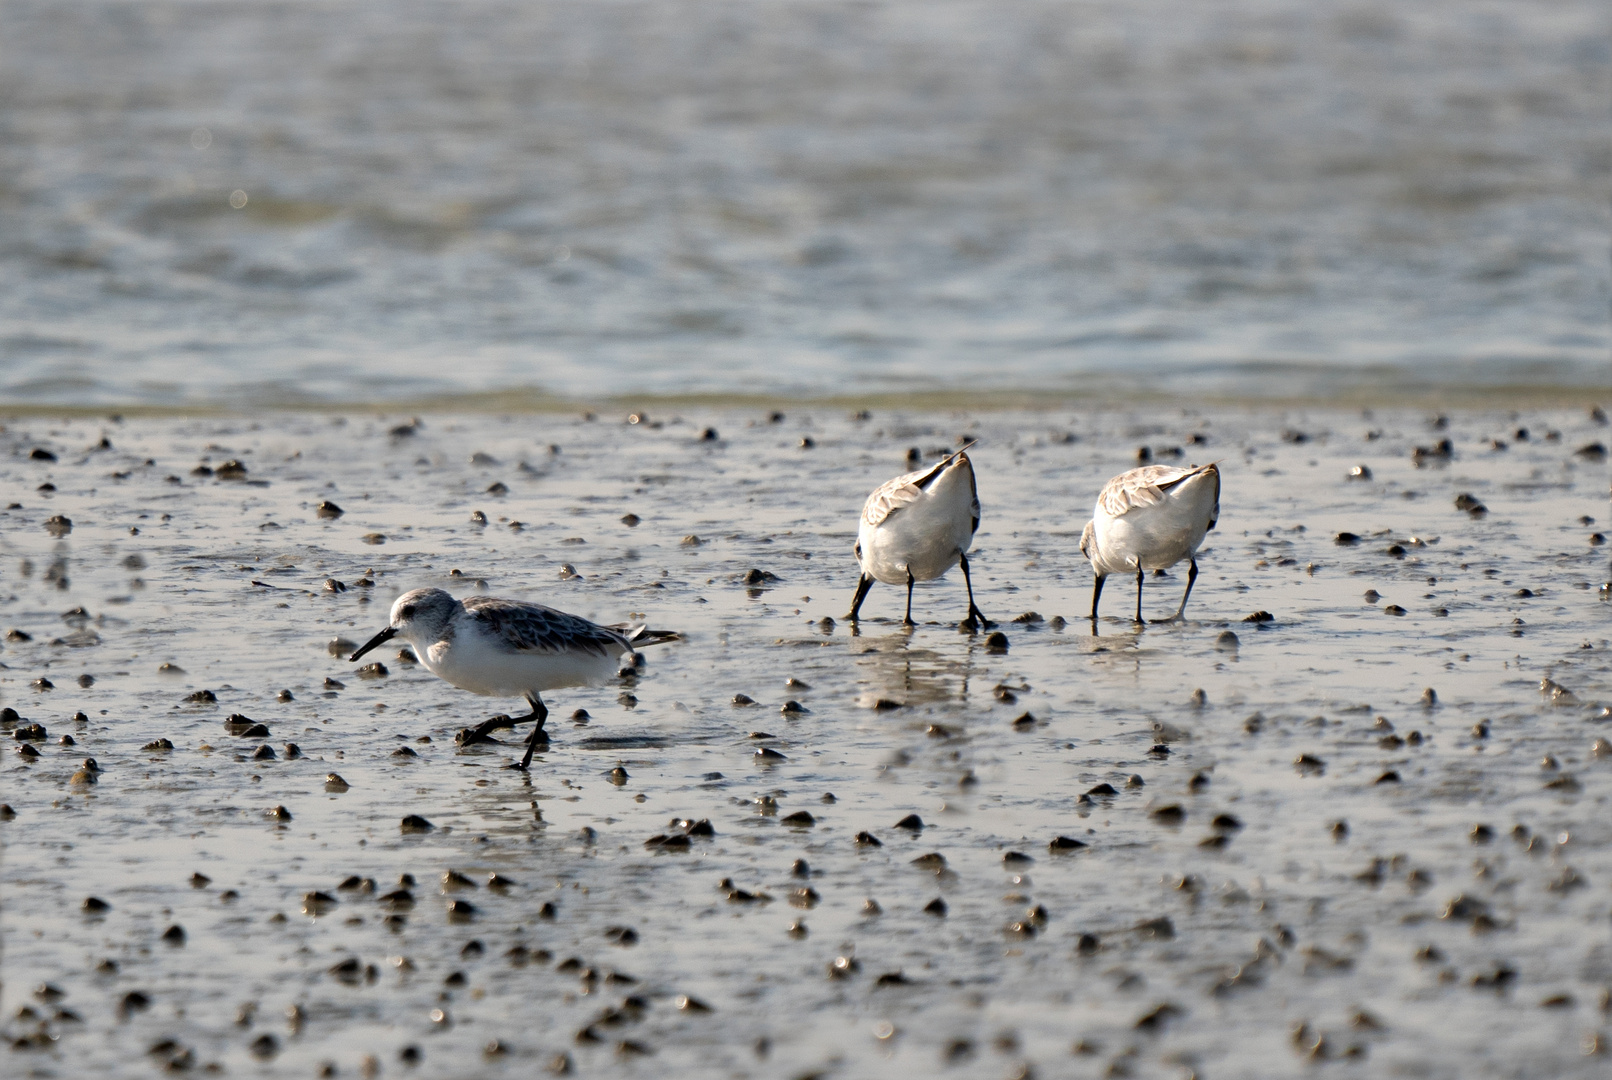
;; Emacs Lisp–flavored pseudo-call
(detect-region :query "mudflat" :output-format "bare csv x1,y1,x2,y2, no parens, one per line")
2,404,1607,1078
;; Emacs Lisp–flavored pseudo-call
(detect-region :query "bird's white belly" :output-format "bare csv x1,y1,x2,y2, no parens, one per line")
1098,513,1204,571
423,636,619,698
860,505,972,584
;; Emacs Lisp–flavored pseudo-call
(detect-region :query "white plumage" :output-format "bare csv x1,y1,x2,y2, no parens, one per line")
1080,463,1220,622
349,588,677,769
846,449,992,629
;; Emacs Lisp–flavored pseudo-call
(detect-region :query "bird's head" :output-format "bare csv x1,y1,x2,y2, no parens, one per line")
350,587,458,661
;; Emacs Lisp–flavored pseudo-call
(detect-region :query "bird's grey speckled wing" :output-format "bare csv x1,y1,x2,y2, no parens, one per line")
460,597,627,657
1096,465,1197,519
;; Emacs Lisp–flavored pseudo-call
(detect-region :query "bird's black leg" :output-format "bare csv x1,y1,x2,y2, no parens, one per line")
1160,557,1198,622
517,695,550,771
958,552,993,631
846,573,875,622
903,569,916,627
1173,557,1199,618
457,693,548,747
1134,565,1145,624
1090,574,1106,623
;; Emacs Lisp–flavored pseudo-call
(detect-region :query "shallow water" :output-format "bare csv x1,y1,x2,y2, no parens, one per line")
1,0,1607,406
2,405,1610,1078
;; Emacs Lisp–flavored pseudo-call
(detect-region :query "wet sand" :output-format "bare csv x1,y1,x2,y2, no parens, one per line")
2,404,1609,1078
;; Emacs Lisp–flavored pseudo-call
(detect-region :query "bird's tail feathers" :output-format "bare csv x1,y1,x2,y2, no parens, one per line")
621,626,681,647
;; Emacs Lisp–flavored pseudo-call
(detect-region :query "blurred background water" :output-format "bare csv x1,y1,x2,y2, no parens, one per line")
0,0,1606,408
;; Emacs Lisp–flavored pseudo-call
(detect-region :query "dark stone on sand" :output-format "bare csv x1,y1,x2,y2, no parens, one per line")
186,689,217,703
1135,1003,1183,1032
267,805,292,822
161,925,186,945
1334,532,1361,545
1050,835,1089,851
923,898,948,917
781,811,815,827
1087,783,1118,796
984,631,1009,653
1135,917,1175,939
1003,851,1033,864
83,896,111,912
754,747,787,761
400,814,434,833
142,739,174,752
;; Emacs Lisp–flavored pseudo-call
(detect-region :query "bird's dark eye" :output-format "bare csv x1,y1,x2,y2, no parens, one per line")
400,605,416,620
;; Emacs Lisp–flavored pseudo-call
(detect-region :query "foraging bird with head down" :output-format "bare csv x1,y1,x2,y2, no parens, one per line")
349,588,679,770
846,447,993,630
1081,462,1220,623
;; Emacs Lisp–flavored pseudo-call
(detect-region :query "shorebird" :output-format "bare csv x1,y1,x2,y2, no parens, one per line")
846,448,992,630
350,588,678,769
1080,463,1220,623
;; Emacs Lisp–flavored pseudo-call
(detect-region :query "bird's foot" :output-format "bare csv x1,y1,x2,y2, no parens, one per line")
963,608,996,632
1148,615,1185,625
455,714,515,746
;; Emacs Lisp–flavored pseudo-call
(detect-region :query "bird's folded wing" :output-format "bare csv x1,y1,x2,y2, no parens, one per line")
863,476,924,526
1097,465,1193,518
462,598,619,656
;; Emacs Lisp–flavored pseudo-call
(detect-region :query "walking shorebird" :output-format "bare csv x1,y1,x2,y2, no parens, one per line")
349,588,679,769
846,448,992,630
1080,462,1220,624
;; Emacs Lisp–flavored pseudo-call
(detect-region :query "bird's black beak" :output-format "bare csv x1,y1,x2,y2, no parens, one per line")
349,625,396,662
